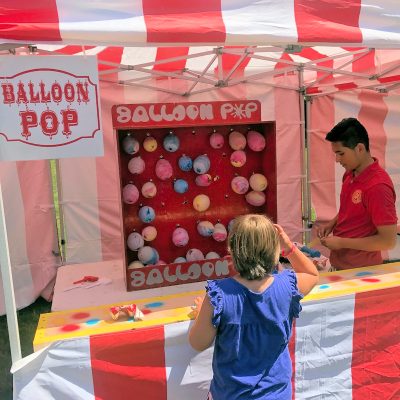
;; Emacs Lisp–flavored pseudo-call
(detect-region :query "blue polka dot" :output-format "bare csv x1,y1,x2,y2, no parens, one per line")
145,301,164,308
355,271,373,277
319,285,330,290
86,319,100,325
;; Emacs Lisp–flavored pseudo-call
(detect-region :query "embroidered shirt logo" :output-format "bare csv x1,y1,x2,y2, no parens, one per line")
352,189,362,204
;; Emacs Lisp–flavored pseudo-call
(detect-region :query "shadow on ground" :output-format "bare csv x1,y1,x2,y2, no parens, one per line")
0,297,51,400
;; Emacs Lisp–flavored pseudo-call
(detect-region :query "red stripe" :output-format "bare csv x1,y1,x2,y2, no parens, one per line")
90,326,167,400
299,48,334,82
379,75,400,84
349,48,375,73
0,2,61,41
153,47,189,72
334,82,358,91
96,47,125,72
352,287,400,399
143,0,226,43
214,46,254,78
295,0,362,43
274,53,295,76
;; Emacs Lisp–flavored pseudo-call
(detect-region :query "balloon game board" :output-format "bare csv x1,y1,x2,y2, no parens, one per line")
34,262,400,351
115,100,277,291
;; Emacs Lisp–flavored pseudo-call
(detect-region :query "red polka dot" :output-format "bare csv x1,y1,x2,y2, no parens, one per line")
361,278,380,283
72,312,90,319
141,309,152,315
61,324,80,332
327,275,342,282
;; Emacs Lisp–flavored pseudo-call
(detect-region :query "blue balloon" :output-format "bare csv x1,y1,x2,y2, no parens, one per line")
178,155,193,172
138,206,156,223
163,134,180,152
193,155,211,174
122,136,139,155
174,179,189,194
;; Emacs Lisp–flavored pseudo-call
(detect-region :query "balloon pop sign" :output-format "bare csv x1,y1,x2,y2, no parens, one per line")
0,55,103,161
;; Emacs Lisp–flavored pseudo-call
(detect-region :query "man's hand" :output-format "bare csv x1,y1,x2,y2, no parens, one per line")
320,235,344,250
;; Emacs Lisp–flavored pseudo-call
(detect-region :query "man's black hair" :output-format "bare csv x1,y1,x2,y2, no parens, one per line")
325,117,370,151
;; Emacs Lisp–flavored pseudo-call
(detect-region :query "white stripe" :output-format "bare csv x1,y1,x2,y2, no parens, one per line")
186,47,217,75
333,93,362,204
164,321,213,400
0,163,32,314
118,47,159,81
382,95,400,260
359,0,400,47
221,0,298,45
59,158,102,263
13,338,95,400
295,295,355,399
56,0,147,46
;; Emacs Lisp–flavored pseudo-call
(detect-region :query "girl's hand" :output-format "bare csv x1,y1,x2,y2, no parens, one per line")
274,224,293,255
191,296,205,318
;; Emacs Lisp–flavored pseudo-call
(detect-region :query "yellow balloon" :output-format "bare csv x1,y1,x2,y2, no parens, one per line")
193,194,211,212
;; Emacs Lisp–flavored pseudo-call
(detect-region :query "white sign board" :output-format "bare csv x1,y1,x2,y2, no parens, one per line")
0,55,103,161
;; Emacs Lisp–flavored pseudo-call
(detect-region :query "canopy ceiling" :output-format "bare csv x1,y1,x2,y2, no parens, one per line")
2,1,400,97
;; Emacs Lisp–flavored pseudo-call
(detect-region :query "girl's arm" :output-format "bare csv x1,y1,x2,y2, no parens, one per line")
188,295,217,352
275,224,319,296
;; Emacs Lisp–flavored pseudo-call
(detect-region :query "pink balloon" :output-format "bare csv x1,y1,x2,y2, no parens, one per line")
195,174,212,187
128,156,145,174
249,173,268,191
172,227,189,247
155,159,173,181
122,184,139,204
229,131,246,150
247,130,266,152
212,223,227,242
230,150,247,167
209,132,224,149
141,181,157,198
231,176,249,194
245,191,266,206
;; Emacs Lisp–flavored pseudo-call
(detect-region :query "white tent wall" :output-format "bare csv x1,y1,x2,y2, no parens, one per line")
309,89,400,260
0,161,60,315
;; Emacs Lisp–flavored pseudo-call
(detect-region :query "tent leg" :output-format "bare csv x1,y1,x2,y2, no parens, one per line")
299,67,312,244
0,182,22,364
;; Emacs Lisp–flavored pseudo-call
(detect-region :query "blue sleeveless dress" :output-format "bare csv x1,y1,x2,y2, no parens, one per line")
207,269,303,400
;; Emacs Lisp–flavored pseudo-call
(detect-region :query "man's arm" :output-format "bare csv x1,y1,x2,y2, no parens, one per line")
320,224,397,251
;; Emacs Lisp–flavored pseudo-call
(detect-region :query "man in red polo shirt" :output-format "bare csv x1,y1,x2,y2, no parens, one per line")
317,118,397,270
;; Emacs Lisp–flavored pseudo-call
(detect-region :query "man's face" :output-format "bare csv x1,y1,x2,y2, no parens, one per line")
331,141,361,171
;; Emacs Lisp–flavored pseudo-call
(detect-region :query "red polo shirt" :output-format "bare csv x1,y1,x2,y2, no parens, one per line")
330,159,397,269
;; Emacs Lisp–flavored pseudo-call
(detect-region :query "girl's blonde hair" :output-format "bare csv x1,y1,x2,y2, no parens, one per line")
228,214,280,280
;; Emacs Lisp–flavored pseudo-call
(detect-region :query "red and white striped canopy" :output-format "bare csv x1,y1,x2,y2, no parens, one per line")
2,2,400,97
2,1,400,48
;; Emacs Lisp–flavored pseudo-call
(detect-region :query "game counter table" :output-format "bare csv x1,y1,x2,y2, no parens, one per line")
35,259,400,350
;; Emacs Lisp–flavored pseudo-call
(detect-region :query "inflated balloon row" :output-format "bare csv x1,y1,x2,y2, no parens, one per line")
122,128,266,155
122,130,268,211
127,220,232,268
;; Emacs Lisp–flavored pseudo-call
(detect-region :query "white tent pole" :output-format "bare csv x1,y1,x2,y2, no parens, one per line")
0,181,22,364
298,66,311,244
